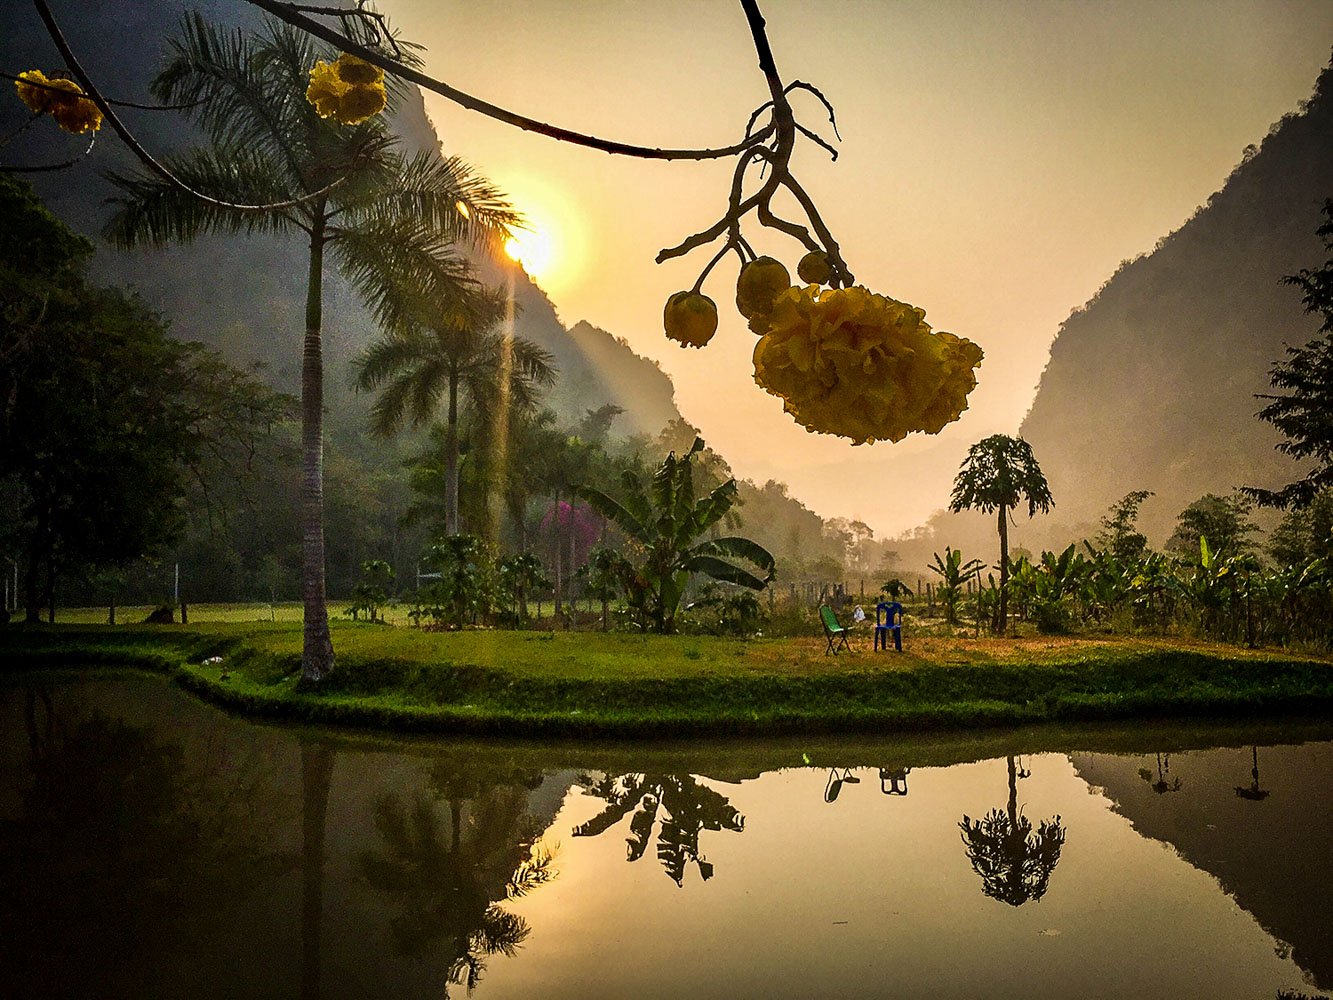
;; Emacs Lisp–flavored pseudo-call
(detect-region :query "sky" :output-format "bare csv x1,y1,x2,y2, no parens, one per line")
382,0,1333,538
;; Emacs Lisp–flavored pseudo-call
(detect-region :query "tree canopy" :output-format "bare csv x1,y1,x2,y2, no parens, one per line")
0,176,289,621
1248,199,1333,510
949,434,1054,634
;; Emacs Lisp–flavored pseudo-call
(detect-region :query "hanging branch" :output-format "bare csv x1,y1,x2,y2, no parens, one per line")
657,0,853,288
0,69,206,111
246,0,852,286
0,131,95,173
242,0,775,161
24,0,353,211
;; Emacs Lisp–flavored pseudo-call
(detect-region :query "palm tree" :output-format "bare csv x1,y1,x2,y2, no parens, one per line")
103,15,515,681
576,438,774,633
354,290,555,538
959,755,1066,907
949,435,1054,635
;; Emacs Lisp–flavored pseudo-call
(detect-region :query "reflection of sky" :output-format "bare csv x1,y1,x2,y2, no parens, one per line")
489,755,1317,1000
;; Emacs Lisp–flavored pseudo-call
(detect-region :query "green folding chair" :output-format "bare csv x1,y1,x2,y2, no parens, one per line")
820,605,852,655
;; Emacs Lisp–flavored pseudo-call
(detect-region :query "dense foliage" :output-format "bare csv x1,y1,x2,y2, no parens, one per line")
0,176,287,622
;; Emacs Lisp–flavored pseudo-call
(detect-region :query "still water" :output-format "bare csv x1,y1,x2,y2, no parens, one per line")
1,672,1330,1000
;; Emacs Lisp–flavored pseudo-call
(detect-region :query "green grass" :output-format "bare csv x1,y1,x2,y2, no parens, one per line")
2,618,1331,738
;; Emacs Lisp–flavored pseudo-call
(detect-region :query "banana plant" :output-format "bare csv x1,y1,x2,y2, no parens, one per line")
576,438,774,634
929,547,986,625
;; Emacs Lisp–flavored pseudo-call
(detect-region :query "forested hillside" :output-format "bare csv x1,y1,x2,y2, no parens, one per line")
1018,58,1333,542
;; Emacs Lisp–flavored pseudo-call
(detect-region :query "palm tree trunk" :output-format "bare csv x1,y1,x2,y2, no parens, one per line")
301,214,335,682
445,371,460,536
997,507,1009,635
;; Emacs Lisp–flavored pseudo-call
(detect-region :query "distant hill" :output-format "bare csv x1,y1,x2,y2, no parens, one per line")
2,0,685,442
1018,58,1333,543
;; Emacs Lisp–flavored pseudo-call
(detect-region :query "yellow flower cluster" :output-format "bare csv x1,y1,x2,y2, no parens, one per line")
306,54,386,125
14,70,102,134
752,284,984,444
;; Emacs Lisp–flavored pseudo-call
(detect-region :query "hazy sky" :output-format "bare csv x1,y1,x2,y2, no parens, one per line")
383,0,1333,536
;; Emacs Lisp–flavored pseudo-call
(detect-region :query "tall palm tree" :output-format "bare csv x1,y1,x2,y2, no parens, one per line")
103,15,515,681
949,434,1054,635
354,288,555,538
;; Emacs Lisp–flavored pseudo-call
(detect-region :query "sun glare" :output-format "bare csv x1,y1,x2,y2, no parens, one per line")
504,229,555,281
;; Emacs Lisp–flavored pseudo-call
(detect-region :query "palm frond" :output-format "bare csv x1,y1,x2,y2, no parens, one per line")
103,147,301,247
363,150,520,252
693,535,775,576
332,217,479,332
577,484,649,543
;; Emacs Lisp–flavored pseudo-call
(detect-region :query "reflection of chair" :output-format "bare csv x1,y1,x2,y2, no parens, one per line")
820,605,852,655
879,767,910,796
824,768,861,802
874,602,903,652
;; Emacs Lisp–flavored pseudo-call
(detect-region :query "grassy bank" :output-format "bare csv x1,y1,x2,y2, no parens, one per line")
2,621,1331,737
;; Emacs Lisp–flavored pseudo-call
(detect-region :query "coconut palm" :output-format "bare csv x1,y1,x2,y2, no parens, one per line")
576,437,774,633
103,15,515,681
959,755,1066,907
949,434,1054,635
354,288,555,538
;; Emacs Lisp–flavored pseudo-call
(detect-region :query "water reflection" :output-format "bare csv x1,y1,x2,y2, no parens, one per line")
959,755,1067,907
879,765,910,795
301,740,334,1000
573,773,745,886
2,675,1330,1000
1237,745,1271,801
356,771,555,995
0,685,291,998
1138,752,1184,794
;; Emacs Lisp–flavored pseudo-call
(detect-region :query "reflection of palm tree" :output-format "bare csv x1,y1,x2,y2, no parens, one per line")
574,773,744,886
357,783,547,997
301,741,334,1000
959,755,1066,907
1138,752,1183,794
2,696,289,996
1235,745,1271,801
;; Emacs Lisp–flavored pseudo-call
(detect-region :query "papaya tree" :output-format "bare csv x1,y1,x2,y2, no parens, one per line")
576,438,774,634
949,435,1054,634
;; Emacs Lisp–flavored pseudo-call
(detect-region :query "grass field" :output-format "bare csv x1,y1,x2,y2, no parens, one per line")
3,615,1331,738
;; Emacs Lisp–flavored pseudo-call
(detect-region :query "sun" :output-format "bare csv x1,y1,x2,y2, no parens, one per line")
504,228,555,281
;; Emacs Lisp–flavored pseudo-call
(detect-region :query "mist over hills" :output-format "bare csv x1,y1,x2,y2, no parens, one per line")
1016,58,1333,545
2,0,685,442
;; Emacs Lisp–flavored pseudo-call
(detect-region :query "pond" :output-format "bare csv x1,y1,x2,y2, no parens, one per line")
1,672,1330,1000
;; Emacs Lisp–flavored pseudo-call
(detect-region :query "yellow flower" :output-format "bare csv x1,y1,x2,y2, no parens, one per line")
14,70,102,134
751,284,984,444
333,53,384,87
339,83,387,124
306,54,387,125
